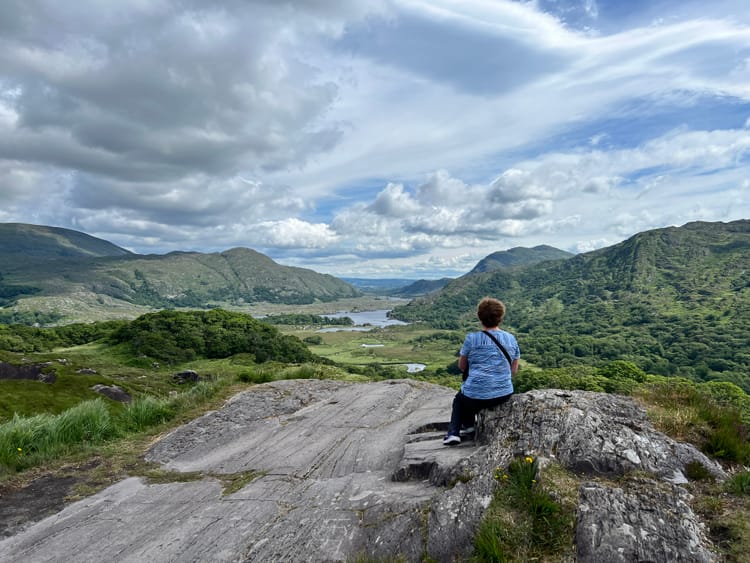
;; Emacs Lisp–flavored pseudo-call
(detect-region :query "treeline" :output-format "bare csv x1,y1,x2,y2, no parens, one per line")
262,314,354,326
0,320,127,353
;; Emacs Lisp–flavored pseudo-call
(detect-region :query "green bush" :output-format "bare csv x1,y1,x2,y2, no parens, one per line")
598,360,647,383
110,309,316,365
514,367,606,393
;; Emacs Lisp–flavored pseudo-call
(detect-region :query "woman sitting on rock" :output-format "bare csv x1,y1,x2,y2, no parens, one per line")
443,297,520,445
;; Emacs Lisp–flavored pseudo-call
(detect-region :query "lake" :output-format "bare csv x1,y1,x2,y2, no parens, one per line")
316,309,408,332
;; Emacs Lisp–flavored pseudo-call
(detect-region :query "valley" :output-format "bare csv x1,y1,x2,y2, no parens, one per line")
2,220,750,559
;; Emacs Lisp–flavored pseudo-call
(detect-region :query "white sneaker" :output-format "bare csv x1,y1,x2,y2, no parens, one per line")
443,434,461,446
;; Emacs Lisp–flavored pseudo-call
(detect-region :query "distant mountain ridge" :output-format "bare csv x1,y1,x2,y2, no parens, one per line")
470,244,573,273
0,223,359,322
391,219,750,393
391,278,453,297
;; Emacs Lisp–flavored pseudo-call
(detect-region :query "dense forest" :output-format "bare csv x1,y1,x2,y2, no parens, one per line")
392,220,750,393
0,310,318,366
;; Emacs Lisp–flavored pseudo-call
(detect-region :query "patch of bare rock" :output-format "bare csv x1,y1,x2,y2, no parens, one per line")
0,380,725,562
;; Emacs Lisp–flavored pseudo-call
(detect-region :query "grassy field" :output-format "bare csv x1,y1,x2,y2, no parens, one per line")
282,324,462,370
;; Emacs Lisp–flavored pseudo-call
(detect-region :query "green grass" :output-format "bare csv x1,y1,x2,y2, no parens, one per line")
0,368,242,477
474,456,576,561
119,396,176,432
283,325,459,371
0,399,118,474
725,472,750,495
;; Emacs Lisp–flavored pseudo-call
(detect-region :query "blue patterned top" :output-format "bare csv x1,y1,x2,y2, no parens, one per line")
459,329,520,399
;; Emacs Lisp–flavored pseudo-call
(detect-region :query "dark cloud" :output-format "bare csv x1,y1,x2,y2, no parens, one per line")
334,7,572,96
0,1,346,183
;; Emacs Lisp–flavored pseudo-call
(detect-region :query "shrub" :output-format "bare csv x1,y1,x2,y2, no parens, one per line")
598,360,647,383
303,335,324,345
685,461,713,481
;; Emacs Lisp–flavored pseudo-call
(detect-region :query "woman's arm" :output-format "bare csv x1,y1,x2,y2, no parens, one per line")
511,359,519,376
458,355,468,373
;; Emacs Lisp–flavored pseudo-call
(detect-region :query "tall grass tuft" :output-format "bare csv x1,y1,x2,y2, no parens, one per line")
237,366,275,384
52,399,115,445
0,399,117,475
725,471,750,495
283,364,319,380
119,396,175,432
474,456,574,561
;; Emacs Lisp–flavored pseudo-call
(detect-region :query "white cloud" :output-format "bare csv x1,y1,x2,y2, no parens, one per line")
367,183,421,217
2,0,750,277
256,218,339,249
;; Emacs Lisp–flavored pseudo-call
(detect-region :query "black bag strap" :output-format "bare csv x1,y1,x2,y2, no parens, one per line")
482,330,513,368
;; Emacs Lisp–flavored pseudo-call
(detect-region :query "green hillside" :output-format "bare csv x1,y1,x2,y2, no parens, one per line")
392,220,750,392
391,278,453,297
0,223,132,267
0,224,360,323
469,245,574,274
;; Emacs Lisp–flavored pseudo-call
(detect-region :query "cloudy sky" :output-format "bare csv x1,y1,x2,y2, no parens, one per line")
1,0,749,278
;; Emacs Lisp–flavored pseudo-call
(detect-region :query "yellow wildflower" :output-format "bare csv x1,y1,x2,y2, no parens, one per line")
525,456,533,464
17,447,23,452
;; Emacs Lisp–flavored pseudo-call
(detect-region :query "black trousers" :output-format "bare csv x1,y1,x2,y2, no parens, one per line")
448,391,512,435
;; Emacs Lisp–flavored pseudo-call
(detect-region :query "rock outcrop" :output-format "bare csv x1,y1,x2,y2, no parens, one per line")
91,384,132,403
0,380,725,562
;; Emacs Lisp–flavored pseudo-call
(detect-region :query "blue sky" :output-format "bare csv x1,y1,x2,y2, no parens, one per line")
1,0,749,278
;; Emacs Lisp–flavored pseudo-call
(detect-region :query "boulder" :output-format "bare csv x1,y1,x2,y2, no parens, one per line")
0,361,56,383
172,370,200,384
91,384,132,403
576,479,715,562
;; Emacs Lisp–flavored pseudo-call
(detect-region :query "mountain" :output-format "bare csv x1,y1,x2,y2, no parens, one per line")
390,278,453,297
0,223,132,267
387,245,571,298
0,224,359,322
469,245,573,273
391,220,750,392
341,278,418,292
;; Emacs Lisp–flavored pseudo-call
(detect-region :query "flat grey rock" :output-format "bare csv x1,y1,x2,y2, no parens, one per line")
0,382,724,562
0,380,473,562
